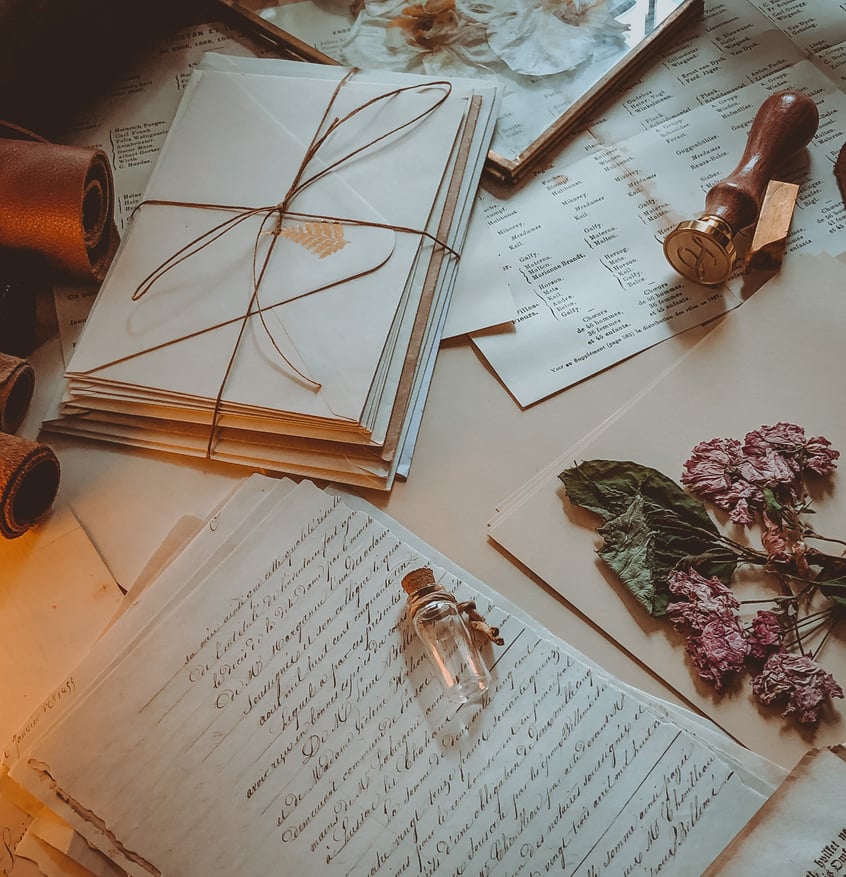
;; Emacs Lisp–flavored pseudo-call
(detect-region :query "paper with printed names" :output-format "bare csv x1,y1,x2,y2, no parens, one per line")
465,0,846,407
702,746,846,876
471,55,846,406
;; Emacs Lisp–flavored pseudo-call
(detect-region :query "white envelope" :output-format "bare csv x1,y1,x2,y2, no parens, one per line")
66,67,471,424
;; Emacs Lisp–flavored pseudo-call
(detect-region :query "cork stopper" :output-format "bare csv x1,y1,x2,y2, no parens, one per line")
401,566,436,595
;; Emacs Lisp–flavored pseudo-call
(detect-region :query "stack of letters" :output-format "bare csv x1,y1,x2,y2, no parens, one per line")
2,475,786,876
44,55,498,489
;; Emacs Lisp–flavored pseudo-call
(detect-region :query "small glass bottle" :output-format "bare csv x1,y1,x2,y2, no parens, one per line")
401,567,490,705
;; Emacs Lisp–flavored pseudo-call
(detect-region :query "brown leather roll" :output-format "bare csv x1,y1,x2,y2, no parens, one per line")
0,431,60,539
0,122,118,283
0,351,35,433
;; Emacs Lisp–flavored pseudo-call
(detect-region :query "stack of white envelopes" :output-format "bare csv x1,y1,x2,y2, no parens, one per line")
45,55,498,489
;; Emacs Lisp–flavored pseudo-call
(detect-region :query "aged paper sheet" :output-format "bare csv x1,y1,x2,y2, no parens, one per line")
703,747,846,876
468,0,846,405
0,506,121,751
488,252,846,769
471,58,846,405
0,506,123,877
9,480,778,877
0,476,291,876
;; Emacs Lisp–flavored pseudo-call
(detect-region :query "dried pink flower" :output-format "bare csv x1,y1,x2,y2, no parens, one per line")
747,446,796,485
686,616,750,691
683,425,840,528
744,423,804,468
760,513,792,563
803,435,840,475
667,568,736,605
666,568,739,632
681,438,765,523
760,512,810,576
751,652,844,724
725,495,754,526
681,438,749,501
744,423,840,477
724,483,760,525
746,610,783,662
665,600,702,630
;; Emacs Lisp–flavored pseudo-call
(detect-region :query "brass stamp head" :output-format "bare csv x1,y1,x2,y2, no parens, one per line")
662,91,818,286
663,216,735,286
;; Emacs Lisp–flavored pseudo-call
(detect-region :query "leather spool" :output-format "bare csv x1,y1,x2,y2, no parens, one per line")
0,431,60,539
0,120,119,283
0,352,35,434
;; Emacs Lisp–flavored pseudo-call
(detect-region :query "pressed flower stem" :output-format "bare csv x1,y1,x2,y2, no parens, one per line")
738,594,809,606
803,531,846,550
791,608,835,628
786,613,807,656
813,627,834,659
781,608,837,652
811,610,843,660
715,537,768,563
783,616,831,645
688,520,846,574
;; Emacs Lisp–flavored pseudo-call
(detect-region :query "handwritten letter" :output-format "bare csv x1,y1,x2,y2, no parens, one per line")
16,482,767,876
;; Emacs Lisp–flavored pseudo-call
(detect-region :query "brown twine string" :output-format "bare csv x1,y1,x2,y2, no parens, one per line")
457,600,505,646
81,69,461,460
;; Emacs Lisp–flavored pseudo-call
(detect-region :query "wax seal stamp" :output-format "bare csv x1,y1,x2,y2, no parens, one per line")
663,90,819,285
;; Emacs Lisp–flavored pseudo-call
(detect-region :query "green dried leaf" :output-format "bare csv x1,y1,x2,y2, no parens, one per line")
560,460,718,533
559,460,737,616
597,494,667,614
762,487,783,520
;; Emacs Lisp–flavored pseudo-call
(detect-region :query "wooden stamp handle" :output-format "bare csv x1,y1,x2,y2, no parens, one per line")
703,90,819,232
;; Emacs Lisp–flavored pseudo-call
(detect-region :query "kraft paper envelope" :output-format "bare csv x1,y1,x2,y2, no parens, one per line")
65,67,470,426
